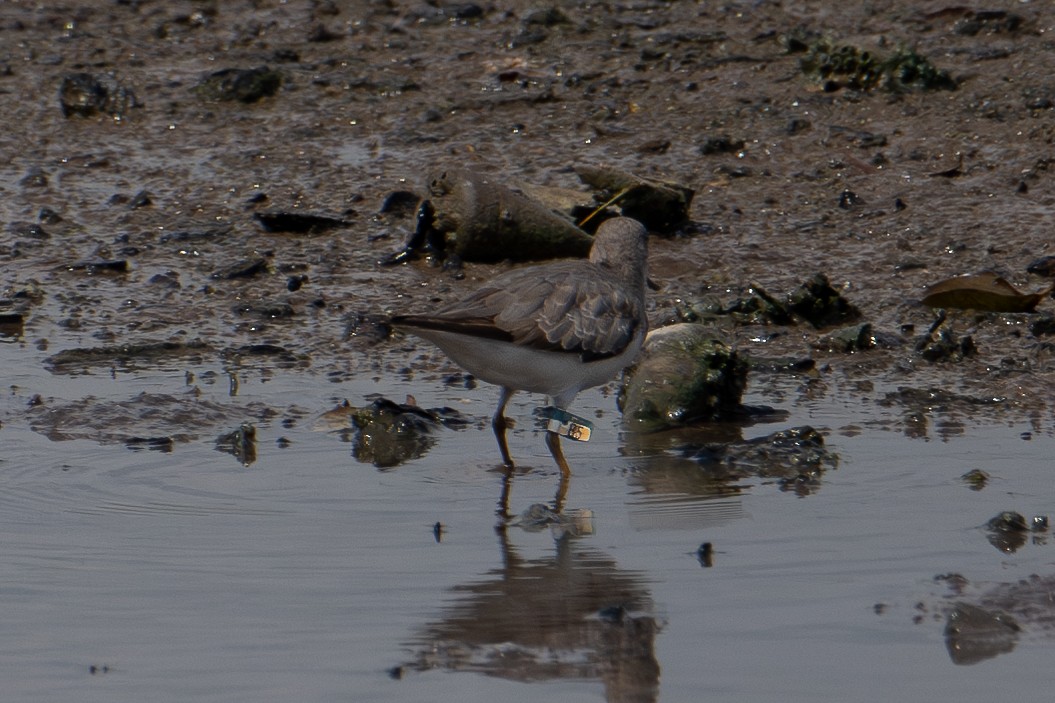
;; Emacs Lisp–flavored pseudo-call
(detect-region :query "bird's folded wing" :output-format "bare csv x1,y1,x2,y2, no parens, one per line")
409,263,643,359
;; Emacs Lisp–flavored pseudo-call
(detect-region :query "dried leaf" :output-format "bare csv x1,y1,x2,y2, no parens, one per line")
921,272,1052,312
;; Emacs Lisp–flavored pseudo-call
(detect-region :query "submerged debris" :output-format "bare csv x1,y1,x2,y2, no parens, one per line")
936,570,1055,666
879,386,1004,413
961,468,990,491
216,422,257,466
680,426,837,495
25,391,267,446
945,602,1020,666
328,397,470,469
513,503,594,538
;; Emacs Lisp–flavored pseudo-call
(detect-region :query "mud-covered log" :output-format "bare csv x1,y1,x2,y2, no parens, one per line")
426,167,593,262
574,165,694,234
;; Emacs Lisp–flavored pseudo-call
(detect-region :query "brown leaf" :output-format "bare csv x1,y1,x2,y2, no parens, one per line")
921,272,1053,312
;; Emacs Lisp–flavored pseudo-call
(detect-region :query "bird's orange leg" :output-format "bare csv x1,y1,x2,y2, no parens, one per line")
492,387,515,468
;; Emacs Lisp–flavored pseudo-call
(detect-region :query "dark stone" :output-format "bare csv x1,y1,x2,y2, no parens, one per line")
194,66,282,103
253,212,352,234
38,207,63,224
232,301,294,319
9,221,49,240
838,189,863,209
818,323,874,353
20,167,48,188
212,257,269,280
129,190,153,209
347,397,470,468
699,135,745,155
1026,255,1055,277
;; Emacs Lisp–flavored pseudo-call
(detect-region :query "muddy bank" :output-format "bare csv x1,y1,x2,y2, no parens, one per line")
2,2,1055,431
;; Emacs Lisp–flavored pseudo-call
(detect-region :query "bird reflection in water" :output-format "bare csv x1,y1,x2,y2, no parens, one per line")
401,528,662,703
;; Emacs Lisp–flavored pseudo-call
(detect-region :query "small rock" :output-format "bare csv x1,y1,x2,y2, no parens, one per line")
817,322,874,352
9,221,49,240
698,135,745,155
985,511,1029,553
20,167,48,188
838,189,863,209
915,313,976,362
681,425,837,494
59,72,138,118
786,273,861,329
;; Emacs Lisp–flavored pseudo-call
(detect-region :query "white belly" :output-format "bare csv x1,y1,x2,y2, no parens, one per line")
410,328,645,406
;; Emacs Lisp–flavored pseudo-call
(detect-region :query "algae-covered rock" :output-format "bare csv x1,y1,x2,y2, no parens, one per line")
619,324,748,432
796,38,956,92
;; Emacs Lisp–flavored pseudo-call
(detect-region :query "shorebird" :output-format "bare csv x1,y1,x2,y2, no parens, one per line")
390,217,649,477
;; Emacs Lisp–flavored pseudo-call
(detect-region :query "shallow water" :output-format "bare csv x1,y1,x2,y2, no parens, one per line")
3,341,1055,702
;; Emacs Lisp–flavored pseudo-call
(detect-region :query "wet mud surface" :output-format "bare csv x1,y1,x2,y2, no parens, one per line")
4,1,1055,700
